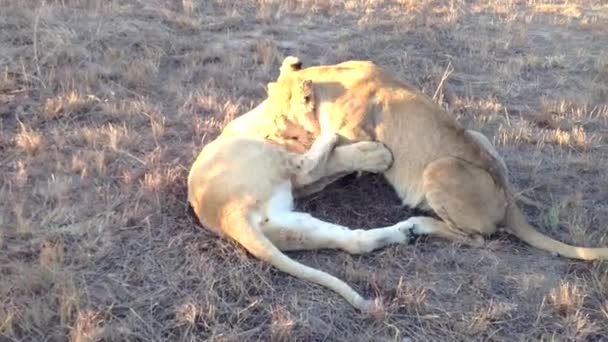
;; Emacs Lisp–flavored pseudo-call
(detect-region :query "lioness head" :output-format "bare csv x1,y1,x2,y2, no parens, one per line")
265,74,320,139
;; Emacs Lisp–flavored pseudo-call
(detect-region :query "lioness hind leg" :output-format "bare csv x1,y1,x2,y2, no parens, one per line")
421,157,508,243
262,211,415,254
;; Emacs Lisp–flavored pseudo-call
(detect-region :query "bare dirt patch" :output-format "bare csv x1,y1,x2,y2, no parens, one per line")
1,0,608,341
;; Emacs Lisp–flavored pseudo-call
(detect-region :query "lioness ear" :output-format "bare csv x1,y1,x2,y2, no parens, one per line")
300,79,313,103
280,56,302,77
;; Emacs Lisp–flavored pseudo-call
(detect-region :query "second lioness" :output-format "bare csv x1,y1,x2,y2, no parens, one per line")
250,56,608,260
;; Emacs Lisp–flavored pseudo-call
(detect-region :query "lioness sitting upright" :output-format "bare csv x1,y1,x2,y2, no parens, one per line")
187,80,418,312
246,56,608,260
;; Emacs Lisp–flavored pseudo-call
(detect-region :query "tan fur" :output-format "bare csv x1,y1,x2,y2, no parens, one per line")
248,56,608,260
188,82,417,312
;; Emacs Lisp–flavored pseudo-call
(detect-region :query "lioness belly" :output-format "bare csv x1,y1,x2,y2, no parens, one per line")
383,159,427,208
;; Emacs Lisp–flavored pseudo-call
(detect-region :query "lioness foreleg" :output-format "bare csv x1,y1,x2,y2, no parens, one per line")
294,141,394,197
291,133,339,186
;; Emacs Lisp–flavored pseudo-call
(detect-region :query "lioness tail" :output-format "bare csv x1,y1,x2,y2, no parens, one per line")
505,203,608,260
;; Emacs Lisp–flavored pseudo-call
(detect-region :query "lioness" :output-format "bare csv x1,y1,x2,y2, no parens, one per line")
241,56,608,260
187,81,417,312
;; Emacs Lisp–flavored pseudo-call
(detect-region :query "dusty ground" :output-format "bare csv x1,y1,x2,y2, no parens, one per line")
1,0,608,341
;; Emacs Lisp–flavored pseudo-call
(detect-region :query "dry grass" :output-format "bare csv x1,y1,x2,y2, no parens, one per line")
1,0,608,340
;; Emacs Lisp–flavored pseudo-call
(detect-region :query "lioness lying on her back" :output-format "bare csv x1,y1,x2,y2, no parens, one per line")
244,56,608,260
187,81,417,312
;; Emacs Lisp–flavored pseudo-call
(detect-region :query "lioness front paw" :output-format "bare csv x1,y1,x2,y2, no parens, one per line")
352,141,393,173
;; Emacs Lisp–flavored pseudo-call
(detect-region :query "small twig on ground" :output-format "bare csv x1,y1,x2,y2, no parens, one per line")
433,61,453,101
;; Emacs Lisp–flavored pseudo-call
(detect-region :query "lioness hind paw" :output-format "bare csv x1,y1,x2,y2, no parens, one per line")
405,224,418,244
393,222,416,243
470,234,485,247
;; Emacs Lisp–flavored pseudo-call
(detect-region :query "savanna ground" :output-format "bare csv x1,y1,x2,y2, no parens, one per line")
1,0,608,340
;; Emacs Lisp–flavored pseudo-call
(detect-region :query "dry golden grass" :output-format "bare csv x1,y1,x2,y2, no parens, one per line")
1,0,608,341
